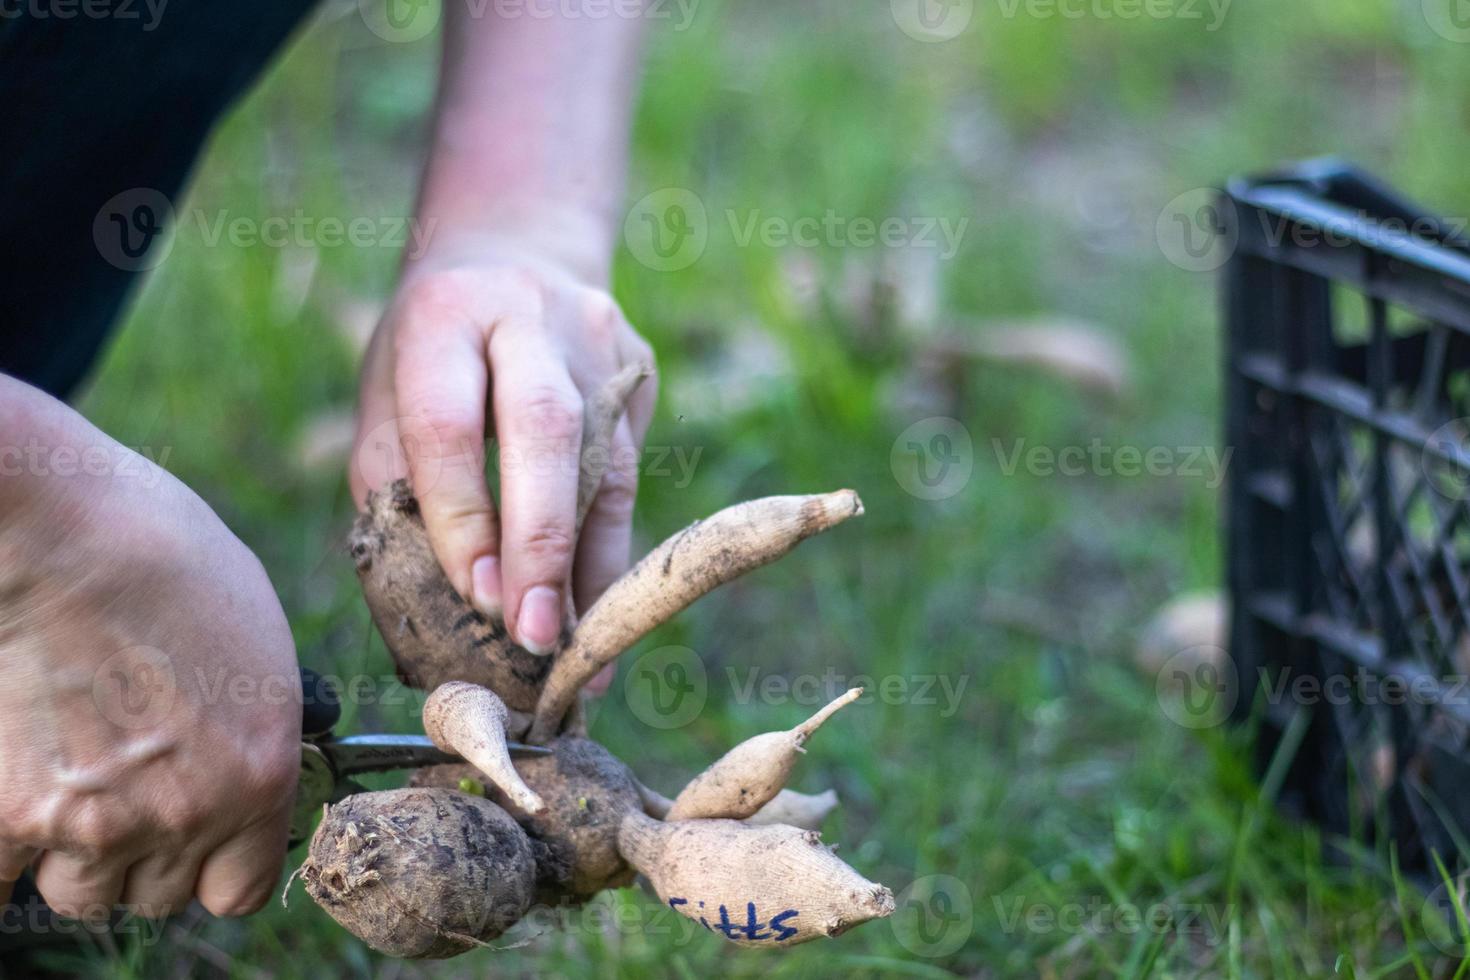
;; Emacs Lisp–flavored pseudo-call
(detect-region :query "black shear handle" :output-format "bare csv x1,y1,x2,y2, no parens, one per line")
299,666,342,740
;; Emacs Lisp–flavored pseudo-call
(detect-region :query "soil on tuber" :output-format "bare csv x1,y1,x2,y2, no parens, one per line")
299,788,541,959
349,480,549,709
421,735,646,901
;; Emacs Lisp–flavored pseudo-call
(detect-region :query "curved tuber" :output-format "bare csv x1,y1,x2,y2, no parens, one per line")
638,781,840,831
665,688,861,821
423,682,546,815
530,491,865,741
743,788,840,829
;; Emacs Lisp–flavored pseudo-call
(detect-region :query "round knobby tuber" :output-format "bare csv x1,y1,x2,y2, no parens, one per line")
617,811,894,946
299,788,539,959
411,736,644,901
501,736,644,899
666,688,862,821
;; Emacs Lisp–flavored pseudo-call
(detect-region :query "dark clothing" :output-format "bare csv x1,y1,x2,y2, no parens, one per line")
0,1,318,398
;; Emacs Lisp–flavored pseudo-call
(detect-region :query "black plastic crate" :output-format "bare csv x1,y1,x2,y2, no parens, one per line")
1224,159,1470,872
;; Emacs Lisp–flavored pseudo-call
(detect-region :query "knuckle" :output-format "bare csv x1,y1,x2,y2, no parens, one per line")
65,802,129,855
591,467,638,524
519,523,577,569
484,266,546,318
428,495,495,534
242,751,299,806
396,403,484,470
500,264,544,295
515,387,583,444
401,400,473,445
582,292,624,342
202,885,270,919
155,794,211,838
397,273,473,325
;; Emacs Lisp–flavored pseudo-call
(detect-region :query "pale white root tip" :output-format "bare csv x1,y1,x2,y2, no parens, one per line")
793,687,863,740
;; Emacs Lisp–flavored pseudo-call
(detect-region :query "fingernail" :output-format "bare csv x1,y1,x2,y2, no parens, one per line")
517,586,562,656
471,556,502,618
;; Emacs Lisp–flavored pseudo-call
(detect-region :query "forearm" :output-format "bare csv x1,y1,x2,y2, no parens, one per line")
0,374,182,564
413,3,649,284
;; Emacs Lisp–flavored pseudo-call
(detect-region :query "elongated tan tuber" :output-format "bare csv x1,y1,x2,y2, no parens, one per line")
638,782,840,831
423,682,545,815
530,491,864,741
299,789,540,959
666,689,862,821
617,811,893,946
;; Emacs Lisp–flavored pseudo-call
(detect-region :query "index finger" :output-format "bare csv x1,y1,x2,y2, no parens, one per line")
393,308,502,616
490,326,584,656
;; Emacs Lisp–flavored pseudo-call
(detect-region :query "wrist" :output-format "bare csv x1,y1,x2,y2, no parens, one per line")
405,198,617,288
0,374,85,521
0,375,178,573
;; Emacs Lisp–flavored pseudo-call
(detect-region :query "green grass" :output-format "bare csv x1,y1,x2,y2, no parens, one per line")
39,0,1470,975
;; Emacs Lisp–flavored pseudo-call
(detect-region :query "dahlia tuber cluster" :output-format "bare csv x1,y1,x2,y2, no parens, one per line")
293,367,893,958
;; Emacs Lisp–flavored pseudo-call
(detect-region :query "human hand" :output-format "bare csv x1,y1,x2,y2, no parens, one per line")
0,378,301,919
351,236,656,662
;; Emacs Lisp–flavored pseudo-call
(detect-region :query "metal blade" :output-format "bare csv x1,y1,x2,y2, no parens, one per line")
323,734,551,778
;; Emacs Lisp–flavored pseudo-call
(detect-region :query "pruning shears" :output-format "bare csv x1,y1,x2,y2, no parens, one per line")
289,667,550,847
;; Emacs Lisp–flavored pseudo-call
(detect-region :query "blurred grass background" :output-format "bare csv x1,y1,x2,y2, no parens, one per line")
45,0,1470,975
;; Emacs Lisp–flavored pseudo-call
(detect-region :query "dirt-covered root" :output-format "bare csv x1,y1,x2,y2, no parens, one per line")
349,481,548,709
424,682,545,814
412,737,645,900
665,689,861,821
297,788,539,959
530,491,865,741
638,782,840,831
576,363,649,531
506,736,644,899
617,811,894,946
